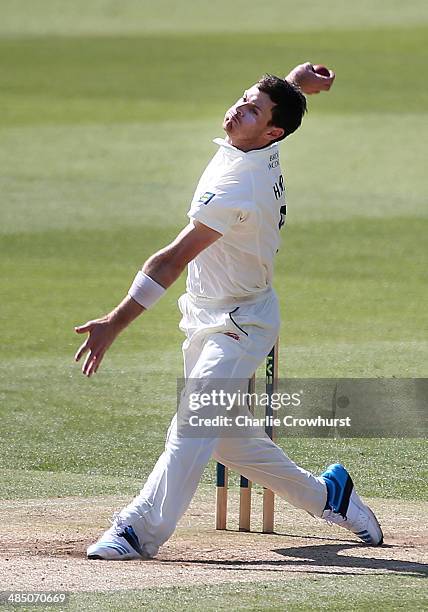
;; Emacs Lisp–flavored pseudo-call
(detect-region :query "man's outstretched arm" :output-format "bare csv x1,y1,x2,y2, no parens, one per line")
74,220,221,377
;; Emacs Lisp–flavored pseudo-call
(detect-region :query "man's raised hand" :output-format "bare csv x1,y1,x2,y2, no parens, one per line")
286,62,335,95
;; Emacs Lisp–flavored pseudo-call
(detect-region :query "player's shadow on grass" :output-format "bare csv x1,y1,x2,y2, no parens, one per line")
162,542,427,577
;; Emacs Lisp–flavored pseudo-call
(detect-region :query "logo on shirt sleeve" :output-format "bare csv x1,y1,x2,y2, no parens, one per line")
198,191,216,205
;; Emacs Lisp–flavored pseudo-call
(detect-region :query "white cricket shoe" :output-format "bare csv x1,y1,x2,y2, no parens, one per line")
87,516,145,560
321,463,383,546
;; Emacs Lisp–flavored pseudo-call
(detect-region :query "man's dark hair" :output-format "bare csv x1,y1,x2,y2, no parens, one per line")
258,74,307,142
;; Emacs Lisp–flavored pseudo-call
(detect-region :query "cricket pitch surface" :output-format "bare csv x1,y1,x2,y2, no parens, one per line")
1,489,426,591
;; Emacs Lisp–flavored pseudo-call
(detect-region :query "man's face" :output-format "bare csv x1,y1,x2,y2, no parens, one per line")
223,85,283,150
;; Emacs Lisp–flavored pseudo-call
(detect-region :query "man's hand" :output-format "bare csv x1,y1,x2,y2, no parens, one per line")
74,316,121,377
286,62,335,95
74,296,144,377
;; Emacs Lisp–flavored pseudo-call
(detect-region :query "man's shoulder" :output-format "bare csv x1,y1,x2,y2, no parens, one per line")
204,153,253,189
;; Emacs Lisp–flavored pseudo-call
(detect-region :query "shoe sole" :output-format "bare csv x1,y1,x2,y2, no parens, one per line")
87,552,142,560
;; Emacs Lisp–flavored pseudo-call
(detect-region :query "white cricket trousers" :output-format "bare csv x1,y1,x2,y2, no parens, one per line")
120,288,327,558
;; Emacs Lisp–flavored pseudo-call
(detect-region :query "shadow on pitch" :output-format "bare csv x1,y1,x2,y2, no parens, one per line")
161,541,428,577
270,542,428,577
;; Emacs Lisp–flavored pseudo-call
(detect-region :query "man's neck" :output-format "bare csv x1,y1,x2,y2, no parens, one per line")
225,135,273,152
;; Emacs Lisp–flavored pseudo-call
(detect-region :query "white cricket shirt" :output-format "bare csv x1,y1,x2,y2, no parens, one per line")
186,138,286,299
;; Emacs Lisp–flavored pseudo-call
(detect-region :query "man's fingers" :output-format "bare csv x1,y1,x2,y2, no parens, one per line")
90,353,104,377
75,322,93,334
82,350,94,376
74,340,89,362
83,351,104,377
93,350,105,375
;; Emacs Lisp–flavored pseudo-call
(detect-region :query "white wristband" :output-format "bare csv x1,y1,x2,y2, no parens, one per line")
128,271,166,309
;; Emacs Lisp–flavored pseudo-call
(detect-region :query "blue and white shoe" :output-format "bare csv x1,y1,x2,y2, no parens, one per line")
87,516,145,560
321,463,383,546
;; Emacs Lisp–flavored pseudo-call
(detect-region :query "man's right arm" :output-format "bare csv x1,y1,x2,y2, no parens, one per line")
142,220,221,288
74,220,221,377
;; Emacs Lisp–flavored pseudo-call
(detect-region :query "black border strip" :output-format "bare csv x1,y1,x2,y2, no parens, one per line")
229,307,249,336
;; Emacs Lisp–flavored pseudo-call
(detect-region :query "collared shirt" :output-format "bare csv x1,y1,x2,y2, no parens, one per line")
186,138,286,300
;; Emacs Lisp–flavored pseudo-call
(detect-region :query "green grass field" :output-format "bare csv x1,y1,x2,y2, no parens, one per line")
1,1,427,609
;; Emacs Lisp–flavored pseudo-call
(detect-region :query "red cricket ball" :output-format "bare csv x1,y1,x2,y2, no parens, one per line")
313,64,331,77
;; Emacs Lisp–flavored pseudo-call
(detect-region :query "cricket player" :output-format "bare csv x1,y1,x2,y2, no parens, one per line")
75,62,383,560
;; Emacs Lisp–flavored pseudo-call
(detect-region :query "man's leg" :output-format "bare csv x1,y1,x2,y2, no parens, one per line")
213,434,327,517
118,329,276,549
113,413,218,558
87,312,275,560
213,435,383,545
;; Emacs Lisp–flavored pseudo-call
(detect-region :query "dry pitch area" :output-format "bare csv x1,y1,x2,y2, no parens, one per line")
1,489,426,591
